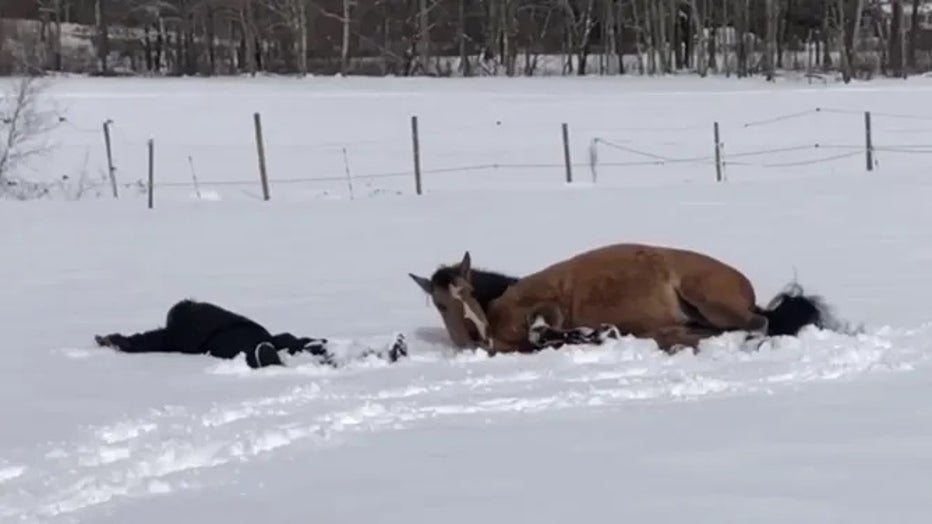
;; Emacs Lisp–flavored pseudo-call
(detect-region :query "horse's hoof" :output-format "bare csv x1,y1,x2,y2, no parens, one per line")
596,324,622,341
742,334,769,352
666,344,695,355
300,339,328,356
528,325,549,347
95,334,118,348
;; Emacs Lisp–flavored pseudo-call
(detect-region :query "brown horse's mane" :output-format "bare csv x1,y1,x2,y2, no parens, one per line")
430,265,519,312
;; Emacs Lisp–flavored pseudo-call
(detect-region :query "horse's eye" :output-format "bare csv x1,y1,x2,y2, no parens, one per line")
436,304,447,313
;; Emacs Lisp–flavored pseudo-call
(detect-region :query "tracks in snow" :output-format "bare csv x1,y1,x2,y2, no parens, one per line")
2,324,931,523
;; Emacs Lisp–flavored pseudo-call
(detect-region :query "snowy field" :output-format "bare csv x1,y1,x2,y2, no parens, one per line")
3,74,932,523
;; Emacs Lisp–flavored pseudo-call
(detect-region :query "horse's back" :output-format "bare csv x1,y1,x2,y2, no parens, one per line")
532,242,758,311
655,245,756,303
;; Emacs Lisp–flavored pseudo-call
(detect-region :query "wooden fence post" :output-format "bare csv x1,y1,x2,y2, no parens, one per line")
411,115,423,195
253,112,271,201
713,121,723,182
588,138,599,183
864,111,874,172
102,119,118,198
147,138,154,210
562,122,573,183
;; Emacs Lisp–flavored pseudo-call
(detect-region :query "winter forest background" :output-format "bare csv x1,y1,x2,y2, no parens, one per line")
2,0,932,81
2,1,932,201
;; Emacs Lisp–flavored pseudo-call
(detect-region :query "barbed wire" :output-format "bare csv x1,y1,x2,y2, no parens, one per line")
873,144,932,150
146,157,705,189
725,143,827,158
725,150,863,168
594,138,874,165
155,170,412,188
740,106,932,129
819,107,932,121
51,119,409,153
57,118,100,135
42,107,932,197
589,122,710,133
112,138,404,153
874,146,932,154
875,127,932,134
593,138,714,164
741,109,821,128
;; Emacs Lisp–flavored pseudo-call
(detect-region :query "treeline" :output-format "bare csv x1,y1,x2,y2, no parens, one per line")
3,0,931,80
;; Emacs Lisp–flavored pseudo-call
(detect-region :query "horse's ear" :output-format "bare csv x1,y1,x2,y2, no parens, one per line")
459,251,472,278
409,273,432,294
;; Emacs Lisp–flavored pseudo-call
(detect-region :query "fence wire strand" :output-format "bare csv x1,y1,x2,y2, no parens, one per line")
726,150,863,168
819,107,932,121
152,159,676,189
875,146,932,154
742,109,821,128
594,138,714,164
741,106,932,130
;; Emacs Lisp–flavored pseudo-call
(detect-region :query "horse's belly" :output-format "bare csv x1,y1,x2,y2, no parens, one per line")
565,272,679,334
571,304,679,335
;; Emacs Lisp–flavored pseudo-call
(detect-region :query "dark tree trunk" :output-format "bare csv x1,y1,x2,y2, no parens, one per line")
95,0,111,74
907,0,921,70
206,5,217,75
890,0,903,77
144,24,153,71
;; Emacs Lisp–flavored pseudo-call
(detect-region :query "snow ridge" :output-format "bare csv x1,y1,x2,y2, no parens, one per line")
1,324,929,523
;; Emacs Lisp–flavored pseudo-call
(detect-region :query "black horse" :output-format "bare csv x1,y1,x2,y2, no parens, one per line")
95,299,408,369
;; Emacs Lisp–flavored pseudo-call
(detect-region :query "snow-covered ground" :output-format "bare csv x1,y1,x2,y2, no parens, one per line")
3,75,932,523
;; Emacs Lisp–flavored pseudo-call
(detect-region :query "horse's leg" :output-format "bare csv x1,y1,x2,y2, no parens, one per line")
271,332,408,365
203,324,287,368
97,327,285,369
641,324,724,354
677,278,768,334
528,316,624,350
95,329,173,353
271,332,329,356
350,333,410,363
526,302,567,350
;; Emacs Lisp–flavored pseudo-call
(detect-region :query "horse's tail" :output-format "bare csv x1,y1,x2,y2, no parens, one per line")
754,282,857,337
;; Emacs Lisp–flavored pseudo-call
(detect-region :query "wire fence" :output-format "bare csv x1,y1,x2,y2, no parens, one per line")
590,106,932,184
27,103,932,207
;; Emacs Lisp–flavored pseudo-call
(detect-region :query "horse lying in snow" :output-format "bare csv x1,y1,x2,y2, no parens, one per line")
410,243,836,354
95,299,408,369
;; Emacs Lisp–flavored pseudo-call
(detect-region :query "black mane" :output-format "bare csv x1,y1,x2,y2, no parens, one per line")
430,266,519,312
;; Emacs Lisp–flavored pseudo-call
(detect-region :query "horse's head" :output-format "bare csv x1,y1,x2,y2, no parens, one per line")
409,251,492,349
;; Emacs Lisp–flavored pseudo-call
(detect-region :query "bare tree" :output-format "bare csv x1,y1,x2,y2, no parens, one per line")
0,75,64,199
418,0,430,74
5,0,932,80
266,0,310,75
457,0,470,75
341,0,352,75
95,0,113,75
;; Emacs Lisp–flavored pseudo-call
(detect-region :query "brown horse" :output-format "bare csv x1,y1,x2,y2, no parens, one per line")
411,243,834,354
